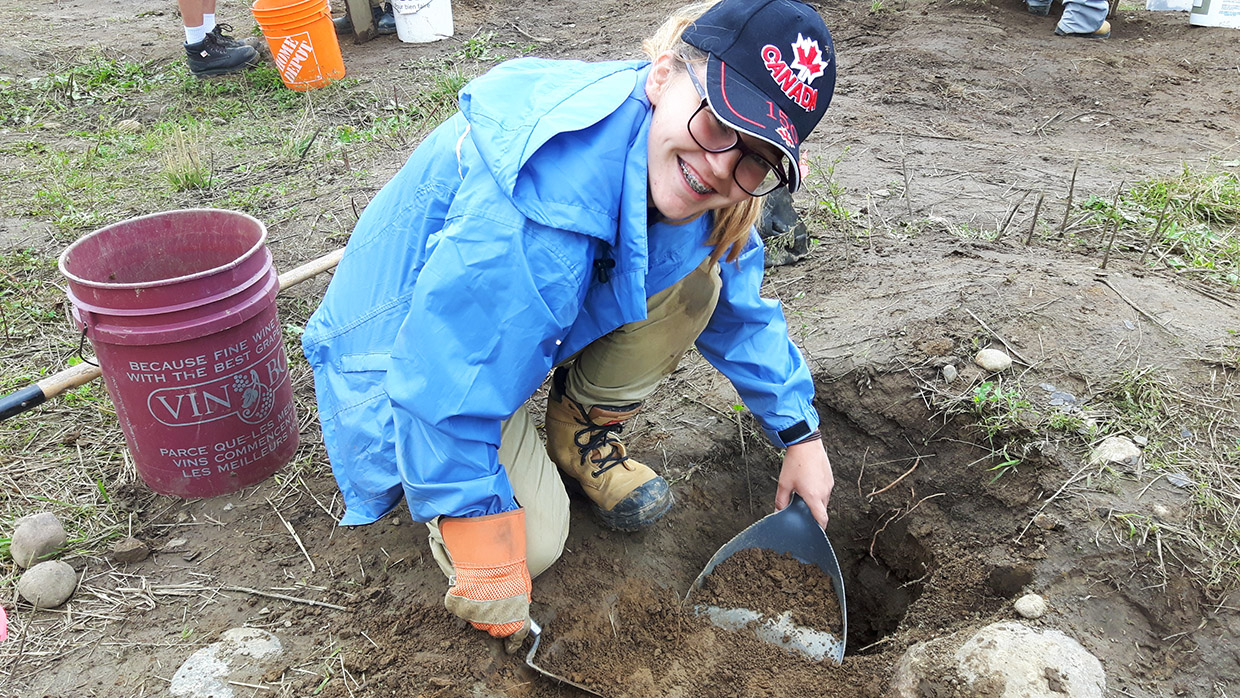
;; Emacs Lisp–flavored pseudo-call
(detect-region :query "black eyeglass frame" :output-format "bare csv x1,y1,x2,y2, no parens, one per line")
683,66,791,197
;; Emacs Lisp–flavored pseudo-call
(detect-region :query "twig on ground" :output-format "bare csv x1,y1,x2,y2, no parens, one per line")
1139,192,1173,264
269,499,316,573
1024,191,1044,246
1015,461,1092,542
901,157,913,216
964,308,1035,366
997,190,1031,240
1059,158,1079,237
1096,276,1175,333
508,21,550,42
1099,182,1124,269
222,586,348,611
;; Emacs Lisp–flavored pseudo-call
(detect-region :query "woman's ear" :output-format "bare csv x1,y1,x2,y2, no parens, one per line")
645,51,679,106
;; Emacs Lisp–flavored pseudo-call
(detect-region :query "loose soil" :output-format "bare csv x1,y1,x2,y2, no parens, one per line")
696,548,845,640
1,0,1238,697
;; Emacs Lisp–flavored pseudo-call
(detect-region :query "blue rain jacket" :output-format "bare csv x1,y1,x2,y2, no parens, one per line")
302,58,820,526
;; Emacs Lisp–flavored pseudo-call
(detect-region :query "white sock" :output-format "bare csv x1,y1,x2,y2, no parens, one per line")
203,13,217,32
184,23,208,45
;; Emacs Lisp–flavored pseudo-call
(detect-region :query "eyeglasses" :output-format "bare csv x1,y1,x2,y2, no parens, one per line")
685,67,789,197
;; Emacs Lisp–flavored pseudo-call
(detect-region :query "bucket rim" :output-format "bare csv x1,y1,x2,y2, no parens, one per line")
58,208,268,291
251,0,326,14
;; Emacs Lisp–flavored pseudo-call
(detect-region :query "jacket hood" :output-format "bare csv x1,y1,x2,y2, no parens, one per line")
459,58,651,242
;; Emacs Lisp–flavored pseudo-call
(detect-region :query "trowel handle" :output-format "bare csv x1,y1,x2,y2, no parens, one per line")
0,362,103,420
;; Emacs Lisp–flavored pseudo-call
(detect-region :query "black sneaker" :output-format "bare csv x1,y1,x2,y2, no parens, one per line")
185,33,260,77
209,23,264,52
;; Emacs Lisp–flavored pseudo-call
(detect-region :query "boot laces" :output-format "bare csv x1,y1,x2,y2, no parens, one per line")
574,421,631,478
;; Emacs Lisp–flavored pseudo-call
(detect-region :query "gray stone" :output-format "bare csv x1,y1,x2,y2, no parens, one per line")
170,627,283,698
975,348,1013,372
941,364,958,383
10,512,67,568
957,622,1104,697
1014,593,1048,619
890,622,1105,698
17,560,77,608
1090,436,1142,467
758,187,810,268
110,537,150,564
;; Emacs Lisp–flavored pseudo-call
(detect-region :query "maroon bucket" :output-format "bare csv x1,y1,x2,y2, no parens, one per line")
58,209,298,498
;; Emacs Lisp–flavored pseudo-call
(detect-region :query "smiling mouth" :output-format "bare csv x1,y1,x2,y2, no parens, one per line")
680,159,714,195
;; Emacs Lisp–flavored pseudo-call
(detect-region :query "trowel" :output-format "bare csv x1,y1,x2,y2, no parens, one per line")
523,618,604,696
686,494,848,664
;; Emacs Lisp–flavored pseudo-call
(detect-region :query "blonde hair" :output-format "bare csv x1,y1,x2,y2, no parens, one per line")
642,2,764,265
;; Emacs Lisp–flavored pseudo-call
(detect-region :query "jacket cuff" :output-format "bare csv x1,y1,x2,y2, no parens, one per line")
764,414,821,448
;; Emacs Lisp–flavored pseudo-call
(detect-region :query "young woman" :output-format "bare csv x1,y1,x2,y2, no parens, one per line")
303,0,838,646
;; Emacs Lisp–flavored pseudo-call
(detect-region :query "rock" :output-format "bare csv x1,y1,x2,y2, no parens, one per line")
17,560,78,608
170,628,284,698
1090,436,1142,467
115,118,143,133
10,512,67,568
941,364,958,383
974,348,1013,372
1014,593,1048,619
758,187,809,267
891,622,1105,698
163,537,189,552
111,537,150,564
1032,512,1057,530
958,623,1104,697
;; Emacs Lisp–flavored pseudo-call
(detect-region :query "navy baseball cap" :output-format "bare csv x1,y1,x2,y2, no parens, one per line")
683,0,836,192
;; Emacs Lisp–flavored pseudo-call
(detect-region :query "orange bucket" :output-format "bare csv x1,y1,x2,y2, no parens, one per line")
250,0,344,91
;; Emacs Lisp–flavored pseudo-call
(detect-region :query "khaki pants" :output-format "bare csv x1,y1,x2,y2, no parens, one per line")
428,257,722,579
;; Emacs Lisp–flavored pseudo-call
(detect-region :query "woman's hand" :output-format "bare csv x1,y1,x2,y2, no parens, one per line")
775,438,835,528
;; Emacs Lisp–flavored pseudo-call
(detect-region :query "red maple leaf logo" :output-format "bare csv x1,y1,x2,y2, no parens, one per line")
790,34,827,84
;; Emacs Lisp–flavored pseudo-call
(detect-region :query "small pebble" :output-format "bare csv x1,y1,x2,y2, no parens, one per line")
941,364,958,383
974,348,1013,372
163,537,188,551
110,537,150,564
1032,513,1057,530
1014,593,1048,619
10,512,67,569
1090,436,1142,466
17,560,78,608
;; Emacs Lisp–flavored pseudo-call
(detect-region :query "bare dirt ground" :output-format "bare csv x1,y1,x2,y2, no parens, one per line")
1,0,1239,696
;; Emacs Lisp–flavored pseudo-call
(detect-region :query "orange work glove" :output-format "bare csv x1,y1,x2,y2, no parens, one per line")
440,508,532,645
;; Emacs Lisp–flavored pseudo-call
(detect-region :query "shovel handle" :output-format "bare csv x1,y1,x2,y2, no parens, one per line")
0,247,345,422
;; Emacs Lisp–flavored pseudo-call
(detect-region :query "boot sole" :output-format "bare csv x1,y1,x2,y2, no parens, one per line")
191,57,262,78
561,472,674,532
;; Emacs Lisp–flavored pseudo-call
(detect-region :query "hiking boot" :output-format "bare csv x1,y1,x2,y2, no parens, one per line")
185,34,259,77
332,4,395,35
544,368,673,531
209,23,264,51
1055,19,1111,37
376,3,397,34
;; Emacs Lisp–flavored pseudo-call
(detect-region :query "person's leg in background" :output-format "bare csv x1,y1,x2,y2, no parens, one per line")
1055,0,1111,37
199,0,265,51
547,257,723,531
178,0,260,76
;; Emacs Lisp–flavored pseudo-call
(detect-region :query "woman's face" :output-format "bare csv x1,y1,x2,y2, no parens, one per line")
645,53,766,222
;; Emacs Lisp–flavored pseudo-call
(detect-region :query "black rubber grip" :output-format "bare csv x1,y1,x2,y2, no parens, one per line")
0,385,47,422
